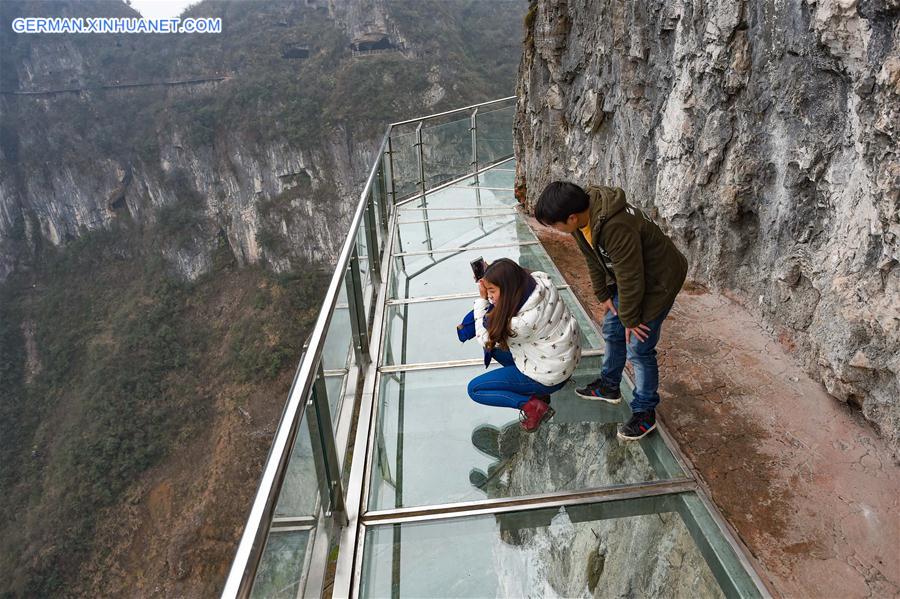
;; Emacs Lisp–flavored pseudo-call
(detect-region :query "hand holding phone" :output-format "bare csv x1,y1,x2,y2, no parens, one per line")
470,257,488,281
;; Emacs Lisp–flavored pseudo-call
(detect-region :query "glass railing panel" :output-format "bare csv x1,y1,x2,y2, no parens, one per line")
360,494,730,598
466,167,515,189
397,208,519,223
399,186,516,213
389,131,420,200
322,281,351,373
250,528,312,599
391,245,566,300
256,381,336,598
394,214,534,256
382,295,601,367
421,115,472,189
368,356,669,511
274,401,320,518
475,104,515,166
321,275,354,424
394,213,519,254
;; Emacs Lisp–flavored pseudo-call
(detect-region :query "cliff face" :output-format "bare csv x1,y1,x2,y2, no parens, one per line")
514,0,900,455
0,2,375,281
0,0,524,282
0,116,364,281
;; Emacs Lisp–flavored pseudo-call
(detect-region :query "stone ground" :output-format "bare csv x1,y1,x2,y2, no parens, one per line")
533,221,900,599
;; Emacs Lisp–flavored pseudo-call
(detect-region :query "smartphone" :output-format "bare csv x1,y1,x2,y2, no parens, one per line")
470,257,488,280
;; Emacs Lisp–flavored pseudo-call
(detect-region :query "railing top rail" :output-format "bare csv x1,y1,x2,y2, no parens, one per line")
388,95,516,128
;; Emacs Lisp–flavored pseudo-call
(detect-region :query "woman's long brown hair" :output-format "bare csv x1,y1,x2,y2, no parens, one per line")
482,258,532,351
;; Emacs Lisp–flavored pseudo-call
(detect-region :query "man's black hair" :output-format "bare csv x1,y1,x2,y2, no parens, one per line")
534,181,589,225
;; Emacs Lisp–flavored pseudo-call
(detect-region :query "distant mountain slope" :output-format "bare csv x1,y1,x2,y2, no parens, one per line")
0,0,525,596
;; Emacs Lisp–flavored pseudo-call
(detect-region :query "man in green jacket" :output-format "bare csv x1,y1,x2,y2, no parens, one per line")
535,182,687,440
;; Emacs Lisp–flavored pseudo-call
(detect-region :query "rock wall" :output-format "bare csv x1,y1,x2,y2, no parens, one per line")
0,1,396,282
514,0,900,456
0,88,368,282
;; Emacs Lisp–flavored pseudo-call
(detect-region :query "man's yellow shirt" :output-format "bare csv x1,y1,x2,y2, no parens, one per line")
580,224,592,247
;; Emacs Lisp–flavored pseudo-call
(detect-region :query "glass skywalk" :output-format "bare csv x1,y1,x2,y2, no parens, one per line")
224,98,770,599
357,156,760,595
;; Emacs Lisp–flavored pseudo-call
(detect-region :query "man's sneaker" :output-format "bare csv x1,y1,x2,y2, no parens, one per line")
617,410,657,441
519,396,555,433
575,378,622,403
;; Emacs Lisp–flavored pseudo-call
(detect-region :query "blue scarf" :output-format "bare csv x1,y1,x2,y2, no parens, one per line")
456,275,537,367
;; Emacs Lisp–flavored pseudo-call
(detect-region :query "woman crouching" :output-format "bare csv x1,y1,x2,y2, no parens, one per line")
469,258,582,432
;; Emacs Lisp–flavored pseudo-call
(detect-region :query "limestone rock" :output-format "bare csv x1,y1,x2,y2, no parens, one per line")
515,0,900,457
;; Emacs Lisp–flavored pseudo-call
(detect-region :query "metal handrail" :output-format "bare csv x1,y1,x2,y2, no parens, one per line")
222,96,518,597
389,95,515,128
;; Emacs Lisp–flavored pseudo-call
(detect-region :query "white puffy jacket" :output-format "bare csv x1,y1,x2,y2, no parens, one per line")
474,271,582,386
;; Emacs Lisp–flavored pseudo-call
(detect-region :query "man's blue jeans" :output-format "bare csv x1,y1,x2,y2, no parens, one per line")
467,349,566,410
601,291,673,413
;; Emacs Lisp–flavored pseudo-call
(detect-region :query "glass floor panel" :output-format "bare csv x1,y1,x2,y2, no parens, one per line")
394,214,536,256
360,494,726,598
382,291,602,367
400,186,516,212
391,245,566,300
350,154,762,598
368,357,686,511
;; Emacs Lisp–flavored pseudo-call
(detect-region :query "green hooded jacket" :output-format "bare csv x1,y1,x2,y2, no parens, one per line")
573,186,688,328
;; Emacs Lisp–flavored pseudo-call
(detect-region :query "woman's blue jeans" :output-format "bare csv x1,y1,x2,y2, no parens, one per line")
600,291,673,413
467,349,566,410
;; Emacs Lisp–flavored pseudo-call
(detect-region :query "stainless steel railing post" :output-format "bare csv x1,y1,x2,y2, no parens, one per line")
470,107,479,177
376,161,389,233
414,121,426,197
364,193,381,284
386,135,397,208
307,362,348,526
345,250,371,366
471,108,484,229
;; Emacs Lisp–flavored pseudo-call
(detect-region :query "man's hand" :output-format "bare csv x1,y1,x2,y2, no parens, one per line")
478,279,488,299
625,324,652,344
601,298,617,316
